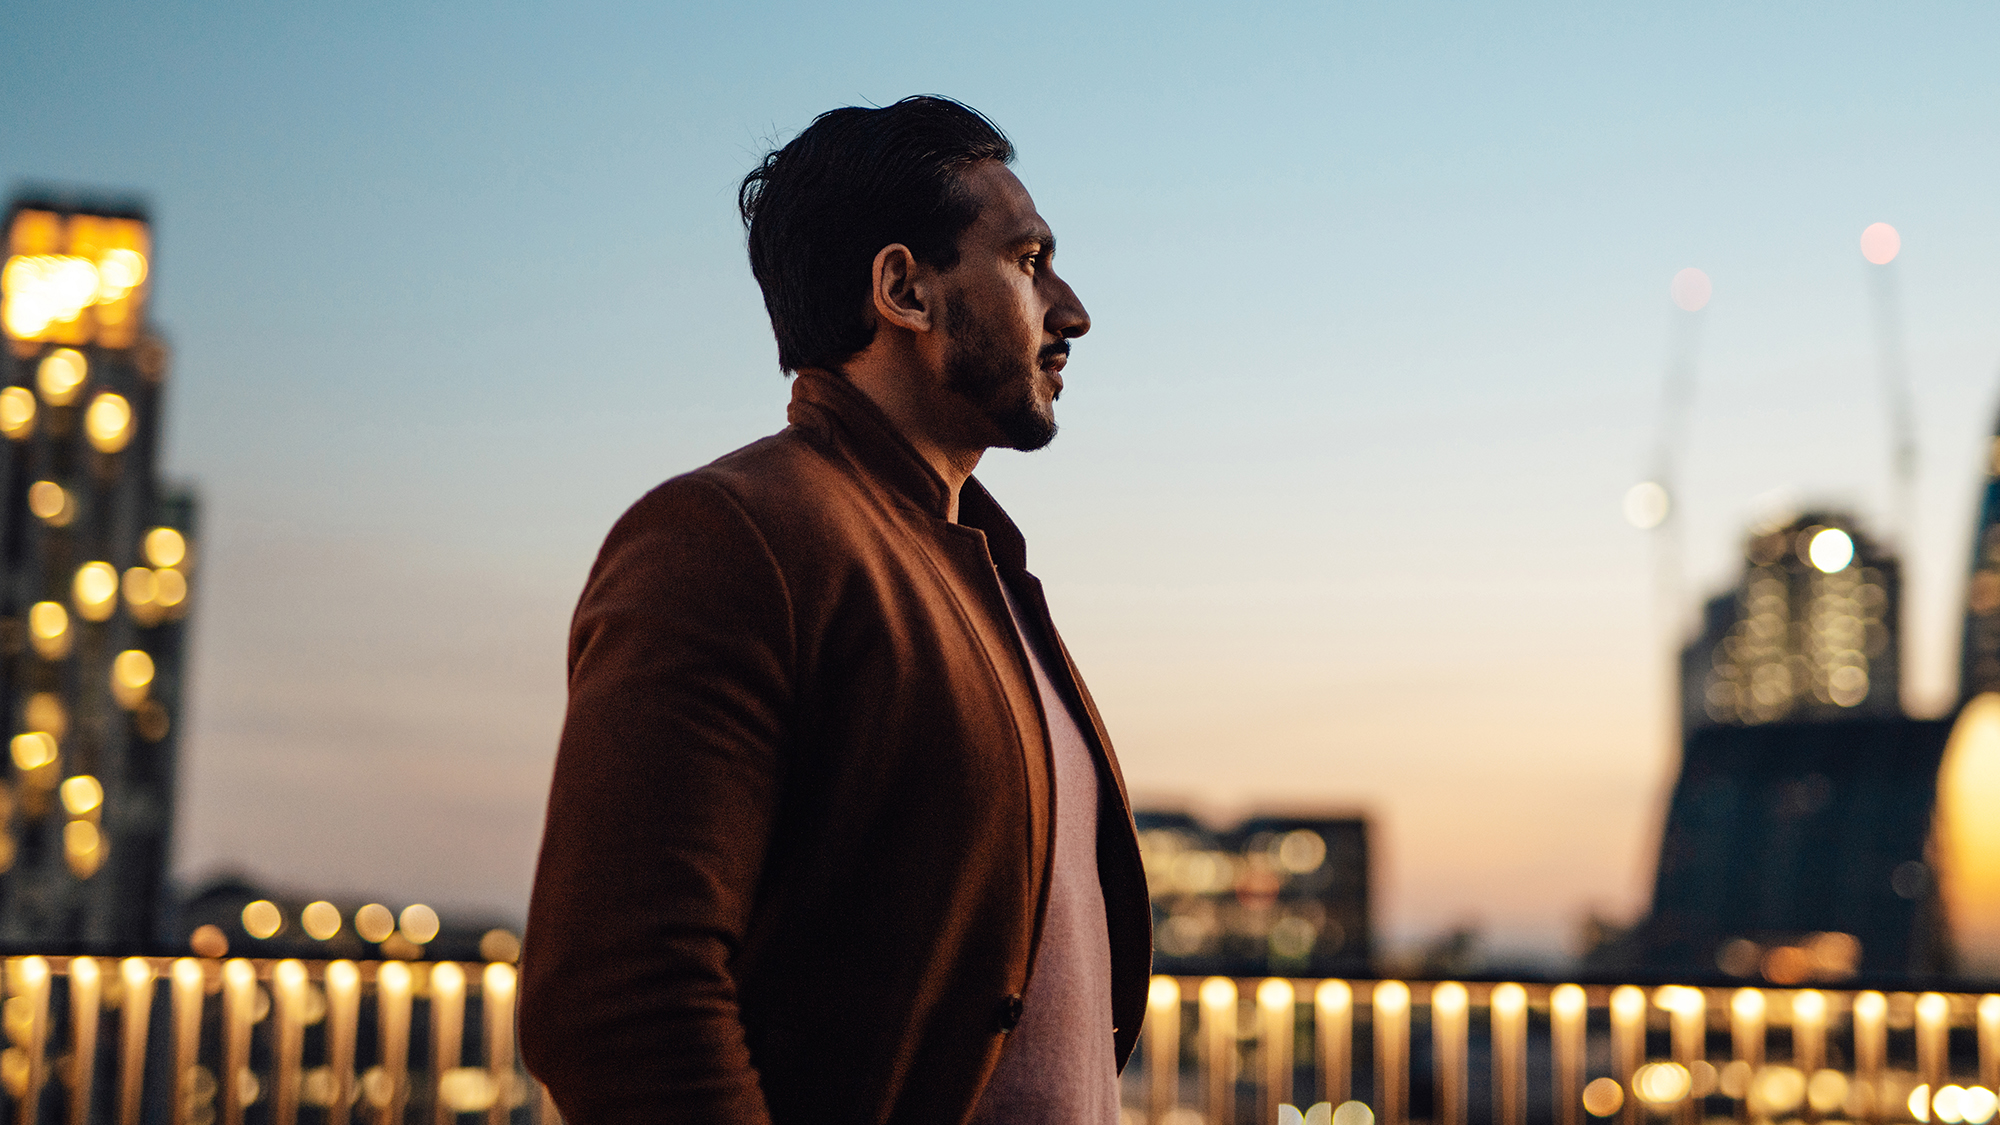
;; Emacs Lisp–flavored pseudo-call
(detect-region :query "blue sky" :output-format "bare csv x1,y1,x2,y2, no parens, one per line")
7,2,2000,954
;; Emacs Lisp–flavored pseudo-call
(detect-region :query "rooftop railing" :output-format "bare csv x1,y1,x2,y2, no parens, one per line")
1122,976,2000,1125
0,955,550,1125
2,959,1993,1125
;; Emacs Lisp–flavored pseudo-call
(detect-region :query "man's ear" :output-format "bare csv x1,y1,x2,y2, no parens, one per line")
871,244,933,334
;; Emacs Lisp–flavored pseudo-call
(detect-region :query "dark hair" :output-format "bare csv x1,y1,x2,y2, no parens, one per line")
739,96,1014,373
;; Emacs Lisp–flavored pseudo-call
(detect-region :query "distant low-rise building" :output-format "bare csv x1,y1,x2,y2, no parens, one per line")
1135,809,1370,978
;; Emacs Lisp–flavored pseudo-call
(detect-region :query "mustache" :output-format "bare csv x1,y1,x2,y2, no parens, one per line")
1038,340,1071,365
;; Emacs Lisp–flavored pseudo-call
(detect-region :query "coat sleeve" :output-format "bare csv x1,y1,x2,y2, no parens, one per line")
520,476,795,1124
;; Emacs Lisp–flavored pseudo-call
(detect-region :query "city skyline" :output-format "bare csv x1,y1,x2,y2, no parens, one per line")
10,3,2000,957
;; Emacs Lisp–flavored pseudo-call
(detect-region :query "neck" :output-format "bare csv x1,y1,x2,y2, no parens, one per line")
826,363,985,523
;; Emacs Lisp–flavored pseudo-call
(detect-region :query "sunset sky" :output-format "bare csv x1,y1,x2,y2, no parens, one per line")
8,3,2000,958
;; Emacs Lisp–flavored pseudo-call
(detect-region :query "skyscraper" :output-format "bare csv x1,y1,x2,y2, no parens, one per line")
1681,511,1899,734
1599,510,1952,980
0,195,195,949
1959,420,2000,703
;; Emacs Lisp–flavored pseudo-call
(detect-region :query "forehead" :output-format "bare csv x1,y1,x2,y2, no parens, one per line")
958,161,1047,244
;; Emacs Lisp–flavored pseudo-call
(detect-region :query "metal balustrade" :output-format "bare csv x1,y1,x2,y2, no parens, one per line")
11,958,2000,1124
1124,977,2000,1125
0,955,552,1125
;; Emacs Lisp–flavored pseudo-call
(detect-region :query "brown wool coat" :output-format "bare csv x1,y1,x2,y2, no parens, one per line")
519,371,1153,1124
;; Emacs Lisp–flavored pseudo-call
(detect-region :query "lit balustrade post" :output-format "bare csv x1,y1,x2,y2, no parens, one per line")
1794,990,1827,1123
1853,991,1887,1125
1256,979,1296,1125
1491,983,1526,1125
1919,992,1950,1120
1980,996,2000,1097
169,960,203,1125
1197,977,1236,1125
220,959,256,1125
431,963,467,1125
1550,984,1586,1125
1316,980,1353,1107
484,963,518,1125
116,958,153,1125
66,958,99,1125
1433,983,1469,1125
1146,977,1181,1124
1729,989,1765,1124
272,960,307,1125
14,956,52,1125
1609,985,1646,1125
377,962,413,1125
325,962,360,1125
1664,987,1705,1125
1375,981,1411,1125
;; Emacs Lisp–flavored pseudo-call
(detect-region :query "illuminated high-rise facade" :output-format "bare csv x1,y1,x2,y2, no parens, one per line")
1605,511,1946,981
1681,511,1900,734
1958,422,2000,702
0,195,194,948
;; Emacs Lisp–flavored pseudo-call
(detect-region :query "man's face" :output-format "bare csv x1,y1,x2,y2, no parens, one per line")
934,162,1090,452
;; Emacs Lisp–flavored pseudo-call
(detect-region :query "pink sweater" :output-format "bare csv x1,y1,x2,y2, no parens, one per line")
969,586,1121,1123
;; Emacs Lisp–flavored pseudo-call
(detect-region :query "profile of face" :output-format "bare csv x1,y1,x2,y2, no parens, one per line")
933,162,1090,452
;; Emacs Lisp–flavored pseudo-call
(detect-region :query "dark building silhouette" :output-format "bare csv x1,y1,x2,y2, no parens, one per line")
1135,808,1370,977
1634,717,1950,979
0,195,196,950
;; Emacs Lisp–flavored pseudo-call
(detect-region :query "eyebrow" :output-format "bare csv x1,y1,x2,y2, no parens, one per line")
1006,225,1055,256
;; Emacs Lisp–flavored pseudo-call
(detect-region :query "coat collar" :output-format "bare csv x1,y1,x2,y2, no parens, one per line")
785,370,1029,571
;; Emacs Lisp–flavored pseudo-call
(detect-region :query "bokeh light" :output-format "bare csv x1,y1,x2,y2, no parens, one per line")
58,774,102,817
241,900,283,939
143,527,186,569
1331,1103,1373,1125
63,820,103,877
398,903,441,944
83,392,132,453
1862,222,1902,265
111,649,155,709
189,924,228,958
354,903,396,943
24,694,67,740
28,601,70,659
1808,528,1855,573
26,482,69,526
1670,267,1712,312
301,901,342,941
479,928,522,963
1582,1076,1624,1116
1624,481,1670,529
72,561,118,622
0,388,35,441
10,733,56,772
35,349,85,406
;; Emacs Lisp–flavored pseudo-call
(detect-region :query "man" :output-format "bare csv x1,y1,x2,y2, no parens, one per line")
520,96,1152,1124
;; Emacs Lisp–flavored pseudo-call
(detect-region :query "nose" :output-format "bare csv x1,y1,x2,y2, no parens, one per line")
1047,274,1090,340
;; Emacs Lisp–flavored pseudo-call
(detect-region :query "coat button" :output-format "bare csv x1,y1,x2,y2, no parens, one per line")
996,993,1024,1031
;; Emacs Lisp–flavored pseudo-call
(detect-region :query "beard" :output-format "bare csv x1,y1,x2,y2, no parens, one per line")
942,299,1063,452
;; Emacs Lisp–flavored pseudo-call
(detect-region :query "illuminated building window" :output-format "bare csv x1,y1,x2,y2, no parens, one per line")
0,387,34,440
83,392,132,453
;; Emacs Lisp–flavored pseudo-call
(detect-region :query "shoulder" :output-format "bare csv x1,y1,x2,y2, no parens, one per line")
609,426,881,563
